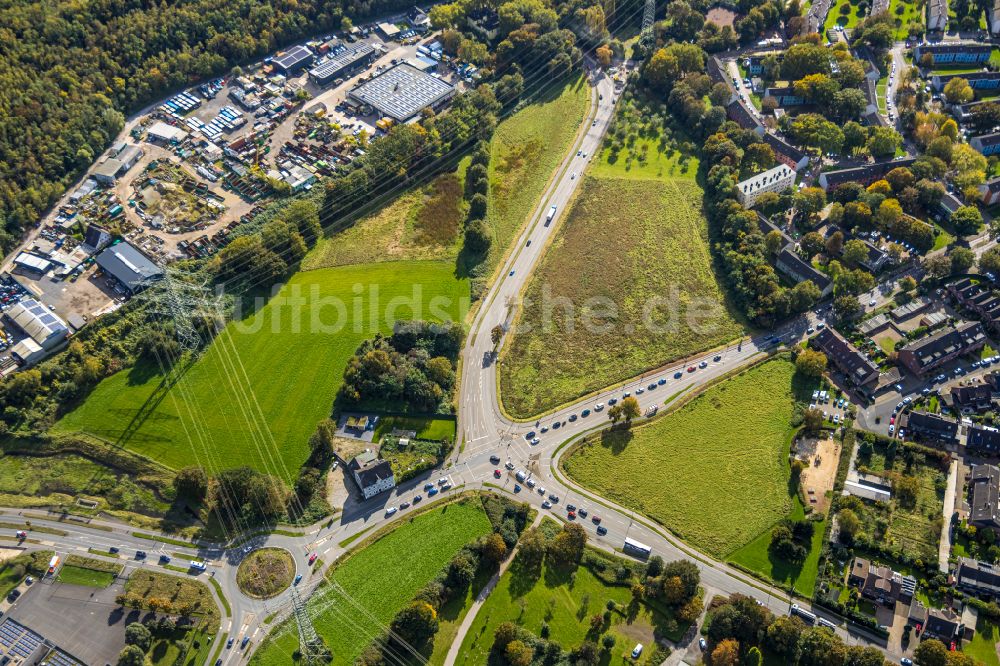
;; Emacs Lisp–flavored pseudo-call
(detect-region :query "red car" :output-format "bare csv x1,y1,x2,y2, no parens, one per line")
308,552,317,565
494,469,502,478
889,416,895,425
567,511,576,520
591,515,601,524
687,366,696,373
950,642,957,652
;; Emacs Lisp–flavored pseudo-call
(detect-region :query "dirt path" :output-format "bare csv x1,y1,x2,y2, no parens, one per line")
443,513,543,666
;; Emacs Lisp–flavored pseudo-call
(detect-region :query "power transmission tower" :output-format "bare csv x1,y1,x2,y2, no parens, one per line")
640,0,656,45
291,587,327,664
135,268,221,353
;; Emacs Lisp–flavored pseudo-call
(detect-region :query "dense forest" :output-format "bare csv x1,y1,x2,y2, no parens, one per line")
0,0,418,250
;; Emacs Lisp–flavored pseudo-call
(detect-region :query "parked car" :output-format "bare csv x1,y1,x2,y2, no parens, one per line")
596,526,607,535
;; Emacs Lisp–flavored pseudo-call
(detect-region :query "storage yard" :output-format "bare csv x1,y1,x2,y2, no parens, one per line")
0,11,467,372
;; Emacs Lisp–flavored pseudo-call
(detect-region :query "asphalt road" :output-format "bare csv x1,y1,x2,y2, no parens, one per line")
2,70,894,665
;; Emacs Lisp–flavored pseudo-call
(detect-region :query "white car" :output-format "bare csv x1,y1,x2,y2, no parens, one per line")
385,506,397,516
869,298,877,306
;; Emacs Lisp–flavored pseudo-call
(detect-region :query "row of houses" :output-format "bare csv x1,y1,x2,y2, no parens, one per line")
897,321,987,377
817,157,917,191
903,409,1000,453
949,278,1000,335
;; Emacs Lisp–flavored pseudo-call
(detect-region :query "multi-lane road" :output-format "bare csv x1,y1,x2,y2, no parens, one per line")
5,68,893,665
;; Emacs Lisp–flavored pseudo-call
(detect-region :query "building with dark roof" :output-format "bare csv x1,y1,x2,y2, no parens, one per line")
848,557,914,606
896,321,987,376
272,45,314,74
924,607,963,641
811,327,880,386
970,464,1000,531
764,133,810,171
764,86,806,107
725,99,764,135
956,558,1000,599
348,63,455,122
940,192,965,218
971,132,1000,156
901,410,959,444
308,44,376,85
349,449,396,500
94,242,164,295
968,425,1000,455
776,247,833,296
928,0,948,30
915,42,993,64
817,158,917,191
932,71,1000,92
949,383,995,412
953,99,997,125
979,177,1000,205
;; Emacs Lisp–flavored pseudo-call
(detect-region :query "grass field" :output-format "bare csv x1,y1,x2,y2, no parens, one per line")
56,564,115,588
964,617,1000,666
149,625,214,666
303,172,466,272
455,549,677,666
499,134,742,417
236,548,294,599
481,77,590,287
727,499,826,597
0,452,169,516
564,360,806,557
251,498,493,665
55,260,468,480
824,0,865,31
373,416,457,442
888,0,920,39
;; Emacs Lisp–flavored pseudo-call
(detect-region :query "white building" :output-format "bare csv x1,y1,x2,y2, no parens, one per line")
735,164,796,207
349,450,396,500
5,298,68,352
928,0,949,31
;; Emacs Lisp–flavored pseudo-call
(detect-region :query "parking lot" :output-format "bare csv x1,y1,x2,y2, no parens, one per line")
6,577,129,666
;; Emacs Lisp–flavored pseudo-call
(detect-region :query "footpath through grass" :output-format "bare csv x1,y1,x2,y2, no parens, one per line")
55,260,469,480
456,547,679,666
499,108,742,417
251,499,493,666
564,360,805,557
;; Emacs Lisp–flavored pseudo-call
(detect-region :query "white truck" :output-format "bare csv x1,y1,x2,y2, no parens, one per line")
545,205,557,225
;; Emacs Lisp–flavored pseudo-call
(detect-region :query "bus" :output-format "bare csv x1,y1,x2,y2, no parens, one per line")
545,205,557,225
623,537,651,559
47,555,60,575
190,561,207,572
816,617,836,629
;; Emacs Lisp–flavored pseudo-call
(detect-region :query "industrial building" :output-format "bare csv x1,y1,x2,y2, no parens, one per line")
272,45,314,74
95,242,164,295
4,298,69,364
347,63,456,122
308,44,377,85
145,121,188,145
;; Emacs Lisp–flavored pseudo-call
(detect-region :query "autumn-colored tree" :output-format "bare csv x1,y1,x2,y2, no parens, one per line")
711,638,740,666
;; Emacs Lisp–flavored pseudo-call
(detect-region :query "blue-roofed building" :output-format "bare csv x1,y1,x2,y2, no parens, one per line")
915,42,992,65
932,71,1000,91
972,132,1000,156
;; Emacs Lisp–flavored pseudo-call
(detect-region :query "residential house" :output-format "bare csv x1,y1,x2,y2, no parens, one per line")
969,464,1000,532
924,607,964,642
971,133,1000,157
979,177,1000,205
863,78,879,116
859,313,893,336
901,410,959,444
940,192,965,219
953,99,996,126
811,327,880,386
915,43,992,65
744,54,770,75
736,164,796,207
848,557,916,607
949,383,995,412
927,0,949,31
956,558,1000,599
817,158,917,191
932,72,1000,92
726,99,764,135
896,322,987,377
763,133,811,171
891,296,933,322
764,86,806,107
968,425,1000,455
349,449,396,500
776,247,833,296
